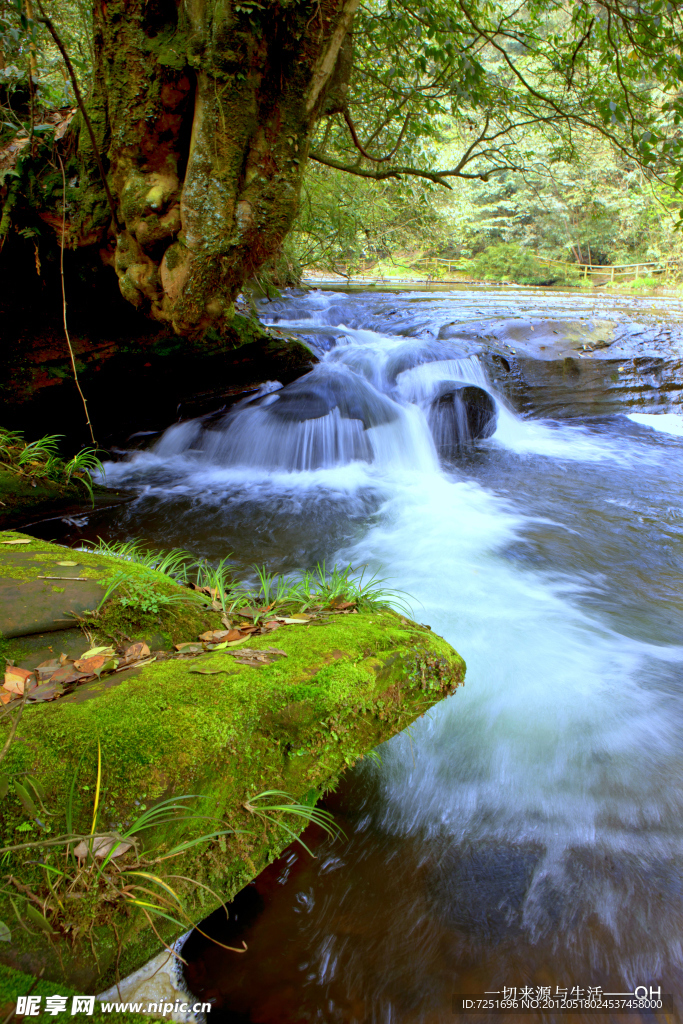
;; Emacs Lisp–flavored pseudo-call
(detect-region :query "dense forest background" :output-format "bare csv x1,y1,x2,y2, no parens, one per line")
2,0,683,300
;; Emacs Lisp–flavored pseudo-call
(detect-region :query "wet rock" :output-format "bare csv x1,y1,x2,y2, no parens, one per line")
383,341,469,385
0,550,106,637
438,316,618,355
264,368,399,428
428,382,497,453
480,350,683,418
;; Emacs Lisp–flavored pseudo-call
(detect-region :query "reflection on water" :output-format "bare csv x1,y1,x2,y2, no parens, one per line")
40,288,683,1021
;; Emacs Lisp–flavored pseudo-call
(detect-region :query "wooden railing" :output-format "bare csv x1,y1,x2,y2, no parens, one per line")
326,254,682,282
532,255,682,281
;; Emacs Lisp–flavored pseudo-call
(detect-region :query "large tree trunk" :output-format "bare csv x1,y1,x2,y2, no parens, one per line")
90,0,357,337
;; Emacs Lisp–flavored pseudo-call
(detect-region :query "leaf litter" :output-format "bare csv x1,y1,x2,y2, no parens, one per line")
1,596,359,704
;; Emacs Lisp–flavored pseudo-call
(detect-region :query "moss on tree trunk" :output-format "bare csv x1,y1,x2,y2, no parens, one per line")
85,0,358,337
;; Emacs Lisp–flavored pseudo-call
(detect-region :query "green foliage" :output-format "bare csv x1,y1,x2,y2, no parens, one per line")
194,555,235,614
471,243,548,285
0,756,242,940
96,570,202,616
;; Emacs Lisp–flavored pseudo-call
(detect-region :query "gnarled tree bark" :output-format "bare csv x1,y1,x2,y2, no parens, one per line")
91,0,357,337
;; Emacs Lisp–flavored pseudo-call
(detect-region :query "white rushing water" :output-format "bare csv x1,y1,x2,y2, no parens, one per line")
104,288,683,1014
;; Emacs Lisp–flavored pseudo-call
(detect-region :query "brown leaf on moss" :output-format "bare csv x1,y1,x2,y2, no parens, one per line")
27,681,63,703
327,597,356,610
49,665,90,685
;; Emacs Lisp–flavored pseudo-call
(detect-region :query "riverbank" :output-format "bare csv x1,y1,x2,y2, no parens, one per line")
0,531,465,994
302,266,683,297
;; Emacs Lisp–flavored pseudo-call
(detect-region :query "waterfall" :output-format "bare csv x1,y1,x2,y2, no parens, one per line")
152,331,498,473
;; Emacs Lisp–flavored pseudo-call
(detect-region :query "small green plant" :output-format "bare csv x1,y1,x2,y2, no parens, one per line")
0,761,241,943
225,561,408,619
96,571,202,615
63,447,106,503
0,749,342,953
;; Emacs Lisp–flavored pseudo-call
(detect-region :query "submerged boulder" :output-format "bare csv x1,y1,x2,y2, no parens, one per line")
428,382,497,454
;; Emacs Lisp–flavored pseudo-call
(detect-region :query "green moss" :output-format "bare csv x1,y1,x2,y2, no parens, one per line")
0,470,109,521
0,534,466,992
0,532,223,647
163,241,184,272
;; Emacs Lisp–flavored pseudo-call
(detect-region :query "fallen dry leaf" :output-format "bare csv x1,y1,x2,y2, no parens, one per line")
226,646,287,667
74,654,107,674
79,646,115,660
274,617,309,625
327,598,356,610
198,629,235,642
119,642,150,666
35,659,61,681
0,692,12,705
3,668,35,695
174,642,204,653
49,665,89,686
27,681,63,703
189,666,230,675
0,538,32,545
73,837,132,861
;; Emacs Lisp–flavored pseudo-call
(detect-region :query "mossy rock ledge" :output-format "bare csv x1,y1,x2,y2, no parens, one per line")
0,533,465,993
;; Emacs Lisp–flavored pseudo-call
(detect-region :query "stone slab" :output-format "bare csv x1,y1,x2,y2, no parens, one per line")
0,550,106,637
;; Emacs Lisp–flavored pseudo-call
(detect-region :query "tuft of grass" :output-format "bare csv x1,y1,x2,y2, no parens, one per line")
84,539,195,582
0,758,341,955
64,448,106,504
94,570,203,615
194,555,235,615
0,428,105,504
222,561,408,620
243,790,344,857
16,435,63,466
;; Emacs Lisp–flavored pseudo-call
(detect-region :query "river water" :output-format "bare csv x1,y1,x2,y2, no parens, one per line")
75,287,683,1020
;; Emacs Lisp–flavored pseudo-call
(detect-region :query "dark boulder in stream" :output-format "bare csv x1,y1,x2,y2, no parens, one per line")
259,368,399,428
428,382,497,453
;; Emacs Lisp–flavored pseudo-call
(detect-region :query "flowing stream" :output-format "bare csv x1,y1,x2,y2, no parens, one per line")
79,287,683,1021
